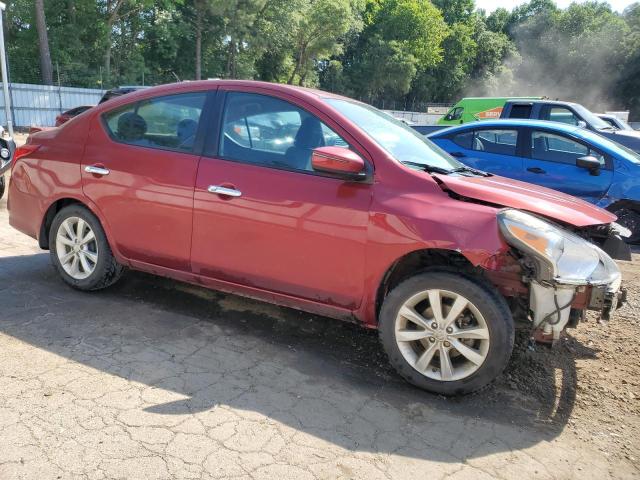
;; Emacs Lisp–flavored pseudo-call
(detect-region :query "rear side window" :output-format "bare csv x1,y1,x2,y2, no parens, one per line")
103,92,207,153
531,130,605,166
452,129,518,156
508,104,532,119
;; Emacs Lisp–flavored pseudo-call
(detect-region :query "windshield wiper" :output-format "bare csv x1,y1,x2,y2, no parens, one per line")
400,161,453,174
451,165,492,177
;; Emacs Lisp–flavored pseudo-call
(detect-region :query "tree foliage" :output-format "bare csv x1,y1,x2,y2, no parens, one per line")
4,0,640,117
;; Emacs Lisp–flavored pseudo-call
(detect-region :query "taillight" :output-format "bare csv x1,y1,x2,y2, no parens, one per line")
12,144,40,167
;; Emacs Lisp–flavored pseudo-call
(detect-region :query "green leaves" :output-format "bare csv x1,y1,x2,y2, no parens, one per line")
4,0,640,120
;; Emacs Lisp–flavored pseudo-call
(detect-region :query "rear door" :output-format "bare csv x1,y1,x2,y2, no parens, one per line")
440,128,526,180
82,90,210,271
521,128,613,202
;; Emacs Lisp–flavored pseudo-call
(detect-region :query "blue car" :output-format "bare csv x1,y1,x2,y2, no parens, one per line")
429,119,640,242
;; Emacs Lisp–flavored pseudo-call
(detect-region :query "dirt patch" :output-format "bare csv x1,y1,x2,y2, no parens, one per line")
493,252,640,463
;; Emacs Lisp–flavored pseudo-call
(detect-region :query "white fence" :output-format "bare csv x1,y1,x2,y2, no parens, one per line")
384,110,442,125
0,83,105,128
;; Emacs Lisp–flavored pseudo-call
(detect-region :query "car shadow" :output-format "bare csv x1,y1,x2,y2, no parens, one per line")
0,252,590,463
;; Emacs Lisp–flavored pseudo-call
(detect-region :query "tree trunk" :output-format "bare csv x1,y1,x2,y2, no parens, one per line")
226,40,235,78
34,0,53,85
104,0,124,87
104,43,112,85
195,16,202,80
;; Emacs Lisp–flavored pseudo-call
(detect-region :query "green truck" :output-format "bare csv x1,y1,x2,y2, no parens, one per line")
437,97,543,126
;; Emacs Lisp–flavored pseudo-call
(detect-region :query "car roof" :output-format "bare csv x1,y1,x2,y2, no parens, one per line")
93,80,354,111
428,119,582,136
505,99,578,108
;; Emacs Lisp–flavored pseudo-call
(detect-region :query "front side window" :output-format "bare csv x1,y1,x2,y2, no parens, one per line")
220,92,350,171
452,129,518,156
543,107,580,126
445,107,463,121
531,131,605,166
103,92,207,153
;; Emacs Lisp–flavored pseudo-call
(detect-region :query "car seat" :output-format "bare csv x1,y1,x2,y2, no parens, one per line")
285,116,325,170
533,137,549,159
117,113,147,142
177,119,198,149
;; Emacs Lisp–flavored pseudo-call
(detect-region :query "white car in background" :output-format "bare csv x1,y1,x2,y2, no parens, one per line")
597,113,635,131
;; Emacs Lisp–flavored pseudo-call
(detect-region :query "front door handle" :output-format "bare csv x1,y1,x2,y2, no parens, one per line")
450,151,466,158
527,167,546,174
208,185,242,197
85,165,110,176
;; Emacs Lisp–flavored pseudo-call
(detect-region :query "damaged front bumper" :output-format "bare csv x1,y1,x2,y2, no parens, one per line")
529,249,624,341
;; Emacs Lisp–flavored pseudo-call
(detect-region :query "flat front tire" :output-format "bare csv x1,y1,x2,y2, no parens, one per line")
49,205,124,290
379,271,514,395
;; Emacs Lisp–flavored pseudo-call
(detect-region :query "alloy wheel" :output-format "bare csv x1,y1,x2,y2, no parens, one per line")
394,289,491,382
55,216,99,280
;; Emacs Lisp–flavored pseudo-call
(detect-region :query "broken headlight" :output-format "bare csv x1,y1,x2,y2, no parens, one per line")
497,209,620,286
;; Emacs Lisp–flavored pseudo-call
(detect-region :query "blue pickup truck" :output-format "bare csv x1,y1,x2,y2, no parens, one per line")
500,100,640,153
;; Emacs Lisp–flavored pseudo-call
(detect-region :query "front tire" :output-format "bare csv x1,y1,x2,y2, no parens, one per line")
49,205,124,290
379,271,514,395
611,206,640,244
0,175,5,200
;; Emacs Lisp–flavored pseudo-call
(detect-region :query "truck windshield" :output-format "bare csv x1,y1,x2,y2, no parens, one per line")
572,104,613,131
325,99,463,172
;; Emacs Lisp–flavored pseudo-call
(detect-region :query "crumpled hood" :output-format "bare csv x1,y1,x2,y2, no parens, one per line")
434,173,616,227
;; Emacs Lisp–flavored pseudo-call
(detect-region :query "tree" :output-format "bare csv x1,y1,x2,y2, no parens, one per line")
286,0,363,85
343,0,448,103
34,0,53,85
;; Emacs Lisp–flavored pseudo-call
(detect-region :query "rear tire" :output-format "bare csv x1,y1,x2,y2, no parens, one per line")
49,205,124,291
0,175,5,200
379,271,514,395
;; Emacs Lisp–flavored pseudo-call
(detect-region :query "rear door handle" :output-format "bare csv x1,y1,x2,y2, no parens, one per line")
85,165,110,176
527,167,546,174
208,185,242,197
450,151,466,158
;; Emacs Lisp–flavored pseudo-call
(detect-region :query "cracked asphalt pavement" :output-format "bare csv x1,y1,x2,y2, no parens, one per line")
0,187,638,479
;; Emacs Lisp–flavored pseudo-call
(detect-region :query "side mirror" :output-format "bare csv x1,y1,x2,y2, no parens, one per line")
576,155,601,176
577,120,587,129
311,146,367,180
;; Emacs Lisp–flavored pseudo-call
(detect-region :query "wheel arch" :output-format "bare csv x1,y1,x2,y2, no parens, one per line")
374,248,485,325
38,197,120,261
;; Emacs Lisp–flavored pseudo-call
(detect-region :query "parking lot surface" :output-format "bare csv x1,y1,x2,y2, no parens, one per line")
0,191,638,479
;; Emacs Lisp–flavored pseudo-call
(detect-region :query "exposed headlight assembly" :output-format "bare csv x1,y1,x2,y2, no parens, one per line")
497,209,620,286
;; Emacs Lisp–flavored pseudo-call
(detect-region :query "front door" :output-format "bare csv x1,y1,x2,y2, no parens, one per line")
82,91,209,271
191,90,371,309
521,129,613,203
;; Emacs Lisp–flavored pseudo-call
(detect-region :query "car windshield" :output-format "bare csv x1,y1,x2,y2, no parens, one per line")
325,98,463,172
572,104,613,130
577,128,640,164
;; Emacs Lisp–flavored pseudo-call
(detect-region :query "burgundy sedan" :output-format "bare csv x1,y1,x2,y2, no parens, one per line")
7,81,625,394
